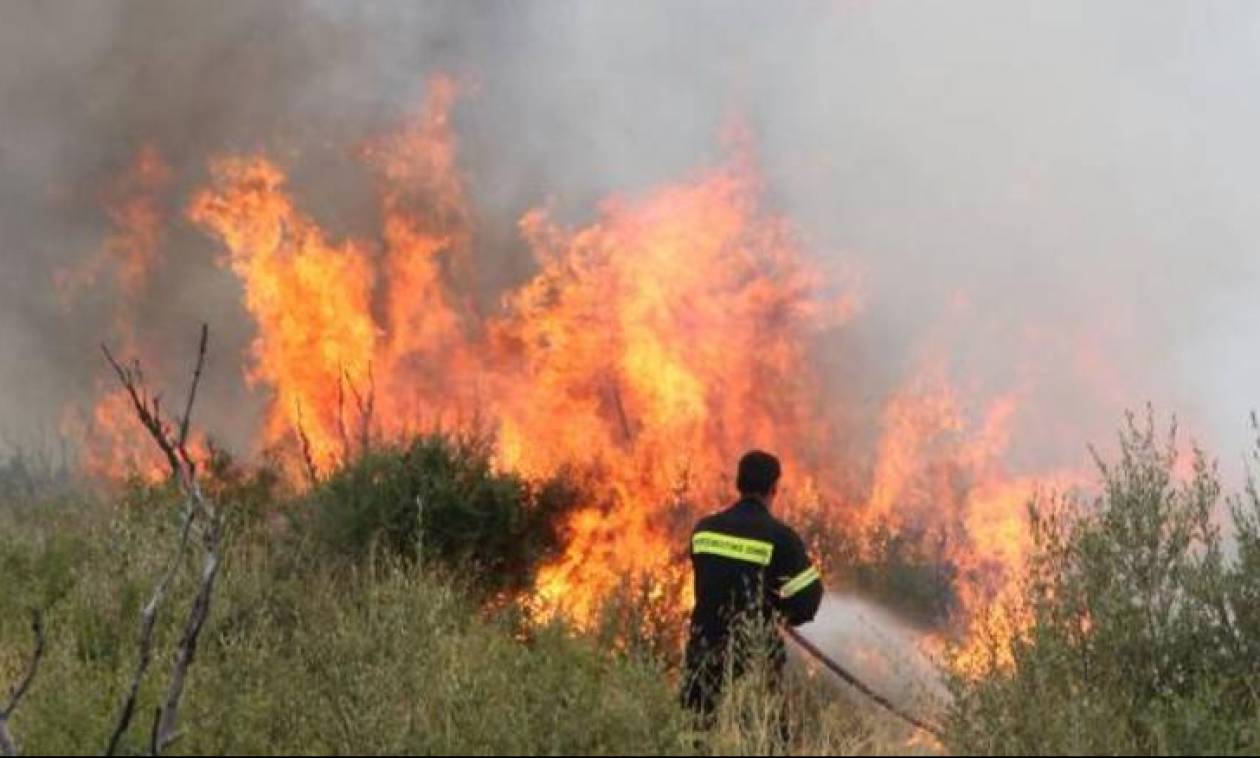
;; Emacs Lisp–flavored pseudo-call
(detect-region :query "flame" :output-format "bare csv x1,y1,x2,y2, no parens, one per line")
66,76,1093,656
55,145,171,307
188,156,379,473
499,149,850,621
58,146,175,479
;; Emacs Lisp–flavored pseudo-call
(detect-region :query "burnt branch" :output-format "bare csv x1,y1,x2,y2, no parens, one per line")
607,378,634,446
0,610,46,757
106,505,196,756
344,363,375,459
176,324,209,458
152,548,220,755
148,708,161,758
336,371,350,466
102,345,181,478
295,400,320,487
101,324,225,757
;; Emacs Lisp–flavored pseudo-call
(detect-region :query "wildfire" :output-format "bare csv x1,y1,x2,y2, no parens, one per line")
55,145,172,307
64,76,1086,654
58,146,176,480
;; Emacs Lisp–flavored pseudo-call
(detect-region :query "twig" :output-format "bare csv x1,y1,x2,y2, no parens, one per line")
153,549,220,755
102,345,180,478
105,504,196,756
360,362,375,458
344,363,376,459
148,707,161,758
295,400,320,487
176,324,209,457
608,379,634,446
101,323,225,757
0,610,45,757
335,371,350,466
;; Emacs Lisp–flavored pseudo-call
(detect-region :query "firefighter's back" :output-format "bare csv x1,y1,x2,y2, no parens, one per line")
680,451,823,718
688,498,785,643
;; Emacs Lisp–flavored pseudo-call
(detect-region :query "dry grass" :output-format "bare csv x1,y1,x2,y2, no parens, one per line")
0,477,907,756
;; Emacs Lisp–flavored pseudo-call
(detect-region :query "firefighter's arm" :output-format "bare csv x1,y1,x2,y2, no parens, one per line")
773,531,823,626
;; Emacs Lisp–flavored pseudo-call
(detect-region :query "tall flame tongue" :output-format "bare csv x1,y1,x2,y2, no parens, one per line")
189,156,380,472
188,84,850,621
69,76,1078,648
498,145,849,621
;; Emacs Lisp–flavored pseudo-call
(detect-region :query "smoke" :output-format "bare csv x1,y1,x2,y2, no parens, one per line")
2,0,1258,476
791,593,946,714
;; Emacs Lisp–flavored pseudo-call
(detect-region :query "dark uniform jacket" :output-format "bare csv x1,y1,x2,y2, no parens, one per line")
681,496,823,713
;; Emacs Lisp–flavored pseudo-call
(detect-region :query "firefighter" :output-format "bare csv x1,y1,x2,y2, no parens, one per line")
681,450,824,720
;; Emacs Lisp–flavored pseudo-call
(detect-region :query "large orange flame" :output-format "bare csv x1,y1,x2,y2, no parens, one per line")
67,77,1087,652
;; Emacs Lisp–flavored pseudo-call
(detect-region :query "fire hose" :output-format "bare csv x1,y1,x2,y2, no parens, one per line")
782,625,944,740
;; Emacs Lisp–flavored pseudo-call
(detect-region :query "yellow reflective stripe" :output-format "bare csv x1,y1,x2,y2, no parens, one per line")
779,565,821,598
692,531,774,566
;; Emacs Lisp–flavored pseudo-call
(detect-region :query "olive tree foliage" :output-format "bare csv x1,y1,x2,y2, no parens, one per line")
946,410,1260,755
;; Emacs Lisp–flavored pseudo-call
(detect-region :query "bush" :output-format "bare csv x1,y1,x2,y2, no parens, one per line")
0,494,895,755
299,433,582,595
0,507,693,755
0,432,898,755
944,411,1260,755
695,613,921,756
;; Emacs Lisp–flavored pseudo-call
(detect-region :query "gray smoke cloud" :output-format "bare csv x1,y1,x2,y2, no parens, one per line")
1,1,1257,477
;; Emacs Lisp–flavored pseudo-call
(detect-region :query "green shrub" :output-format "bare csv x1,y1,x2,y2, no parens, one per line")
0,433,896,756
594,570,693,669
0,510,694,755
298,433,581,595
697,613,921,756
944,410,1260,755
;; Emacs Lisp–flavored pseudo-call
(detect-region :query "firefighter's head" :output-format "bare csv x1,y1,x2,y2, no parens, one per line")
736,450,781,505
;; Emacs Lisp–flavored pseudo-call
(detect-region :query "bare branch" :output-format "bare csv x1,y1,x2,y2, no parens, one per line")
101,343,181,479
152,549,221,755
101,323,224,757
607,378,634,446
148,707,161,758
0,610,46,757
1,611,45,713
105,505,196,757
336,371,350,466
343,363,376,460
177,323,210,458
295,400,320,487
360,360,372,453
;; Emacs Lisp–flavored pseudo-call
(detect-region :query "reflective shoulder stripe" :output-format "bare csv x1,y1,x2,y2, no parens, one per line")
779,565,821,598
692,531,775,566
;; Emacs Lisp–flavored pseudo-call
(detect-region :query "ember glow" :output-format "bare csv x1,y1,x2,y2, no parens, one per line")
65,76,1085,647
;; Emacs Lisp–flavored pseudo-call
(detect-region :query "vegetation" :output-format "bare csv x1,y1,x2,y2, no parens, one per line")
945,411,1260,755
297,433,582,596
0,440,894,756
824,521,959,628
5,408,1260,755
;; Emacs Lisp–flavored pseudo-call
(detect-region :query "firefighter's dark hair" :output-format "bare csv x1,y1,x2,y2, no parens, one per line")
736,450,781,497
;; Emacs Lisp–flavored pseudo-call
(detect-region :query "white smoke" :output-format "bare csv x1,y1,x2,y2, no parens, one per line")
790,593,946,716
1,1,1258,477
